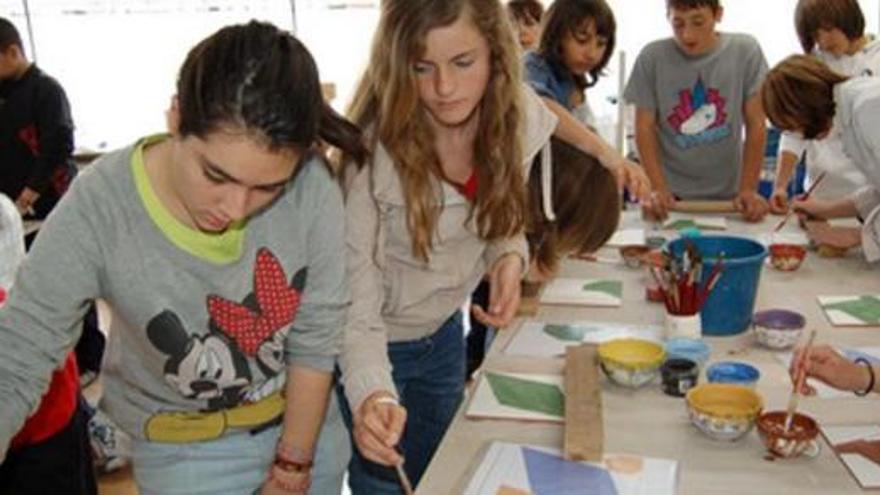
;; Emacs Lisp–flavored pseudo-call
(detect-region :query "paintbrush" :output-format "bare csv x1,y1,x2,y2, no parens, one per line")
774,172,827,232
395,460,415,495
784,329,818,432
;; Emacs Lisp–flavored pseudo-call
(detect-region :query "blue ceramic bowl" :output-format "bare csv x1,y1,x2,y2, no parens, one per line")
665,338,711,368
706,361,761,387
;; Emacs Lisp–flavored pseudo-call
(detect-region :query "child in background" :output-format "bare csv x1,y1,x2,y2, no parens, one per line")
526,137,621,282
506,0,545,51
468,131,623,376
625,0,769,222
524,0,616,128
770,0,880,213
763,55,880,262
0,21,365,495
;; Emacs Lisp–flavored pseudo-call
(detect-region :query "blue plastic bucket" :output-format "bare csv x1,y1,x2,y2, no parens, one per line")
666,236,767,336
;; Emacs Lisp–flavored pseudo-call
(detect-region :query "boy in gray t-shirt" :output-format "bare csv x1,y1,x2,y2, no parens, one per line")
624,0,769,221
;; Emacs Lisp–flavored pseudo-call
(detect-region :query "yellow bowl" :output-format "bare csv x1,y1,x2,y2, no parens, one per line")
686,383,763,441
598,338,665,369
598,339,665,388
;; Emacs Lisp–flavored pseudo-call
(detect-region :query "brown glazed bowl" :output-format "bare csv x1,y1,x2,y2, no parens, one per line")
619,245,651,269
756,410,821,458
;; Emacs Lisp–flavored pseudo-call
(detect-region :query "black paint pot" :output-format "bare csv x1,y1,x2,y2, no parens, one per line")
661,358,699,397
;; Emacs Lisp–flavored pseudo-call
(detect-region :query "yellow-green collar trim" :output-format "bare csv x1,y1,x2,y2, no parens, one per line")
132,134,246,264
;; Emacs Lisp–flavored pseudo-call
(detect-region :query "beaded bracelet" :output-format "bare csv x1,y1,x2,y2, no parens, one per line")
269,443,314,492
854,357,876,397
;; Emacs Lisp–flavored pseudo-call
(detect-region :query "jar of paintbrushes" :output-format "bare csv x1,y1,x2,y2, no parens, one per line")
649,242,724,339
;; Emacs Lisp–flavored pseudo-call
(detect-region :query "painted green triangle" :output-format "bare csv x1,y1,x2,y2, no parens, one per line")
664,219,697,231
582,280,622,299
543,324,588,342
486,372,564,417
825,296,880,324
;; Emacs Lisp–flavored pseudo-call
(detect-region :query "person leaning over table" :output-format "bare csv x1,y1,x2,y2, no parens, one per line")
762,55,880,263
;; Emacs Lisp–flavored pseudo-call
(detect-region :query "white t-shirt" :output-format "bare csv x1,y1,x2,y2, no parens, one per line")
778,36,880,199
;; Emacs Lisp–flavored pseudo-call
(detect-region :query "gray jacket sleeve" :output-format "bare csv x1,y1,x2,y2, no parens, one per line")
285,163,349,373
0,182,102,458
339,164,397,412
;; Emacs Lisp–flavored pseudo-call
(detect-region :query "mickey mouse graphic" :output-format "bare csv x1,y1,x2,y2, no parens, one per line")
146,310,251,410
144,248,307,442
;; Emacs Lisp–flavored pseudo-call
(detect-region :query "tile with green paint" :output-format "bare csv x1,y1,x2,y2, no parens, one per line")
486,372,564,417
664,219,697,231
824,296,880,324
543,324,589,342
582,280,623,299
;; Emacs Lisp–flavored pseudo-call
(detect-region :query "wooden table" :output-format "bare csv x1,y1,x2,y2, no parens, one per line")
418,210,880,494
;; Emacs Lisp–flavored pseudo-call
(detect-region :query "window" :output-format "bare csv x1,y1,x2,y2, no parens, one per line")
3,0,877,152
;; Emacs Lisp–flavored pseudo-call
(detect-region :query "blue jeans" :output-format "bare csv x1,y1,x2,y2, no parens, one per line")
339,312,466,494
132,392,350,495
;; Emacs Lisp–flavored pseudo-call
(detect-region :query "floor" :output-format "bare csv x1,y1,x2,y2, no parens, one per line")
98,466,137,495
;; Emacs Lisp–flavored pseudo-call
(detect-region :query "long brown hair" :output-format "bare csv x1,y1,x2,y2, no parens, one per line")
762,55,848,140
527,137,620,273
347,0,526,261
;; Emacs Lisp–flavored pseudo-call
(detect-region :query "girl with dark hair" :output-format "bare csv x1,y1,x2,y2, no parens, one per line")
0,20,364,495
524,0,616,127
763,55,880,263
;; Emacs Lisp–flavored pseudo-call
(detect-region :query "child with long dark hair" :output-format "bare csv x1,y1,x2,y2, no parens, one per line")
524,0,616,127
0,21,364,495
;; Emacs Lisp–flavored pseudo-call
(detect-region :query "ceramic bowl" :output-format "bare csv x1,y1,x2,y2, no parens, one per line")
768,244,807,271
619,245,651,269
686,383,763,441
756,410,821,458
665,338,712,368
646,235,667,249
598,338,666,388
752,309,805,350
706,361,761,387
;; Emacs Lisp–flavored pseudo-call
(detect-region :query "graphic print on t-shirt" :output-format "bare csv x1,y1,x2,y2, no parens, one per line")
667,76,731,149
143,248,307,442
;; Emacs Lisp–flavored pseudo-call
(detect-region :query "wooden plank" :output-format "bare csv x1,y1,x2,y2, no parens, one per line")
671,200,737,214
517,281,541,317
563,343,603,462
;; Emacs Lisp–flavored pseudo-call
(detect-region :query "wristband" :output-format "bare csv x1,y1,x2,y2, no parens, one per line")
275,442,314,471
374,396,400,406
854,357,875,397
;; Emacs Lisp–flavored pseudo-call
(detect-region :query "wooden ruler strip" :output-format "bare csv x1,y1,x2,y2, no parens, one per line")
564,343,603,461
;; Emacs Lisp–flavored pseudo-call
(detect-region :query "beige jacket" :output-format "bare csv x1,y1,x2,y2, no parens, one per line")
340,86,558,411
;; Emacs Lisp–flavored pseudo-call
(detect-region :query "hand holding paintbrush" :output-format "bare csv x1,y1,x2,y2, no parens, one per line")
774,172,827,232
784,329,818,432
395,459,415,495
